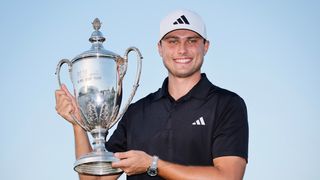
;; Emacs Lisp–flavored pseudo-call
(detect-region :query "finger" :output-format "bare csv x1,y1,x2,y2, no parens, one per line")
114,152,131,159
112,157,130,168
60,84,79,111
56,93,72,109
55,89,66,96
57,99,74,118
58,98,73,112
55,89,66,103
55,93,74,119
61,84,74,99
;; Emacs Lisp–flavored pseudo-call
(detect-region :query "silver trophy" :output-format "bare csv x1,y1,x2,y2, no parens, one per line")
55,18,142,175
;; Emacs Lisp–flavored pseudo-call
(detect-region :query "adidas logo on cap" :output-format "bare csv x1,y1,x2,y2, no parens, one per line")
159,9,207,41
173,15,190,25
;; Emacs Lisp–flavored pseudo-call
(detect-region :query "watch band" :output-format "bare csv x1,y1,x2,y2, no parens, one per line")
147,155,159,176
151,155,159,168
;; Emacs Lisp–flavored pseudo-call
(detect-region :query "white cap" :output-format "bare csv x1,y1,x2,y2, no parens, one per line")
159,9,207,41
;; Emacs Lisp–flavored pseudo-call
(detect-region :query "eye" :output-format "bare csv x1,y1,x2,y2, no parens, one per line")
163,37,179,44
187,38,200,44
167,38,178,44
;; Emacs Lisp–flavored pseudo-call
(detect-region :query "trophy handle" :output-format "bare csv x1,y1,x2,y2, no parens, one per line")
110,47,143,128
55,59,90,132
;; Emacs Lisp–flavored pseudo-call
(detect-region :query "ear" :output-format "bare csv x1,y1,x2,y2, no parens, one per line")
203,40,210,56
157,42,163,57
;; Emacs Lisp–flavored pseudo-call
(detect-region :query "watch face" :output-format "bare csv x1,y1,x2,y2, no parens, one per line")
147,168,158,176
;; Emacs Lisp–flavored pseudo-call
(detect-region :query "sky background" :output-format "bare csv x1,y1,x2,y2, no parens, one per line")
0,0,319,179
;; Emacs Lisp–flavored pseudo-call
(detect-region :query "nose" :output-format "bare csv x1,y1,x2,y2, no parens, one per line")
177,41,188,55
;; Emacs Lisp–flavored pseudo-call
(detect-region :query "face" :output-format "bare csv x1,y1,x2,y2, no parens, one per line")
158,29,209,79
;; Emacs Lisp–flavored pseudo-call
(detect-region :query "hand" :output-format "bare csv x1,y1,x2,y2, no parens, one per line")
55,84,81,126
112,150,153,176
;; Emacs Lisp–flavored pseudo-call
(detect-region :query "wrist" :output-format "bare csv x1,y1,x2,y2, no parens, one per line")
73,124,86,133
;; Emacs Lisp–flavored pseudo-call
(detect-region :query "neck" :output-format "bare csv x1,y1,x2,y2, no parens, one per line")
168,73,202,100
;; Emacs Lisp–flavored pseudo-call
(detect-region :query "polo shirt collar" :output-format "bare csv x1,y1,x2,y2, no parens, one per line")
153,73,214,101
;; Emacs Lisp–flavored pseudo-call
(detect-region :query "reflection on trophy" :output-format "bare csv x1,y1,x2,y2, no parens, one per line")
55,18,142,175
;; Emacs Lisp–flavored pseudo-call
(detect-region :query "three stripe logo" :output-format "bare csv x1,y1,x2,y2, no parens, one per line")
173,15,190,25
192,117,206,126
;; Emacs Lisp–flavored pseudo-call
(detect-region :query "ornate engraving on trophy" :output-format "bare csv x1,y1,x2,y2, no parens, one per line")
78,86,116,129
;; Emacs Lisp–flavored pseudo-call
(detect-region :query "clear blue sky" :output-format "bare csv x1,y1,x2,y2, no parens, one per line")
0,0,319,179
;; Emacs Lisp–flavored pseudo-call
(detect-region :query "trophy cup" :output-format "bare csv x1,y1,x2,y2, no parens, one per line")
55,18,142,175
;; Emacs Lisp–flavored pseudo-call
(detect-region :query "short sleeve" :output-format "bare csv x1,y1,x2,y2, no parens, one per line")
212,95,249,162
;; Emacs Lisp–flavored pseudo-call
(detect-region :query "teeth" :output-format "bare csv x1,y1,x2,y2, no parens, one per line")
175,59,191,63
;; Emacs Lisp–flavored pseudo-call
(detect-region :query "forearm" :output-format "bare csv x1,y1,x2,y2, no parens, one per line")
73,125,92,159
157,157,246,180
73,125,95,180
158,160,219,180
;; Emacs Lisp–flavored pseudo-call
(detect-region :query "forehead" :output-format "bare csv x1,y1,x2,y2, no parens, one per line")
163,29,201,39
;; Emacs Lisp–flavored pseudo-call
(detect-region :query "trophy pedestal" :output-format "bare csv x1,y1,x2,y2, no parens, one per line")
74,151,122,175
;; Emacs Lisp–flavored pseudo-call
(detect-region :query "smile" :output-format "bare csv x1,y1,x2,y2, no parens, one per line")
174,58,192,64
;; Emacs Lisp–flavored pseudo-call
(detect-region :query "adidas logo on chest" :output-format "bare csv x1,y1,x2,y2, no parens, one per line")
192,116,206,126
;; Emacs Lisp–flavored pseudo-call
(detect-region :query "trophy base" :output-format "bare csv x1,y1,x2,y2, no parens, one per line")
74,151,123,175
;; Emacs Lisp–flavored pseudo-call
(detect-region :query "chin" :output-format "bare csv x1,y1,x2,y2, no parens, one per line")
172,71,200,78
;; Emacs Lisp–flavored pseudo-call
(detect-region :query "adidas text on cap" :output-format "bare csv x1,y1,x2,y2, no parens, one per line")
159,9,207,41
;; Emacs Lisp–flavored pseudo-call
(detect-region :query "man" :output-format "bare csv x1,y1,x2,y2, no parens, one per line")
55,9,248,180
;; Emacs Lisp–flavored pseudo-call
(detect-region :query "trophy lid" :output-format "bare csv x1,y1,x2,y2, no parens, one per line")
72,18,120,62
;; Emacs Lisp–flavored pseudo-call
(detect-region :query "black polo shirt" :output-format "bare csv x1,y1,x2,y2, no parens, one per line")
106,73,248,180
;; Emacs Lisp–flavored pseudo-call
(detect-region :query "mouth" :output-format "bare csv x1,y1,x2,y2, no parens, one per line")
173,58,192,64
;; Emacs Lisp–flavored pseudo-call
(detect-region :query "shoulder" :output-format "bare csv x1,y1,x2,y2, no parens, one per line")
211,85,246,105
126,88,161,111
200,74,245,105
206,85,247,118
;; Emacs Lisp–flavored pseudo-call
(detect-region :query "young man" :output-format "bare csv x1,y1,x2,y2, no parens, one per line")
55,9,248,180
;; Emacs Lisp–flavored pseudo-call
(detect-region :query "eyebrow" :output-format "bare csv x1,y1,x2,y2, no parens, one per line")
163,35,202,40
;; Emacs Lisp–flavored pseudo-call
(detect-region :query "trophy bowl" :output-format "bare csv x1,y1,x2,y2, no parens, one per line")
55,18,142,175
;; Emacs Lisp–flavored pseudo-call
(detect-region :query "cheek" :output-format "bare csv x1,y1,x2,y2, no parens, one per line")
196,47,206,56
159,48,169,58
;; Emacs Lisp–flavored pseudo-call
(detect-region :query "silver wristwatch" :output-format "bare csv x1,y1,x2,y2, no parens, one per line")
147,155,159,176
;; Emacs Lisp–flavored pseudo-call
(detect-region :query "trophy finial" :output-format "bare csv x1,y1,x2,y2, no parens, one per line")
92,18,101,31
89,18,105,43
